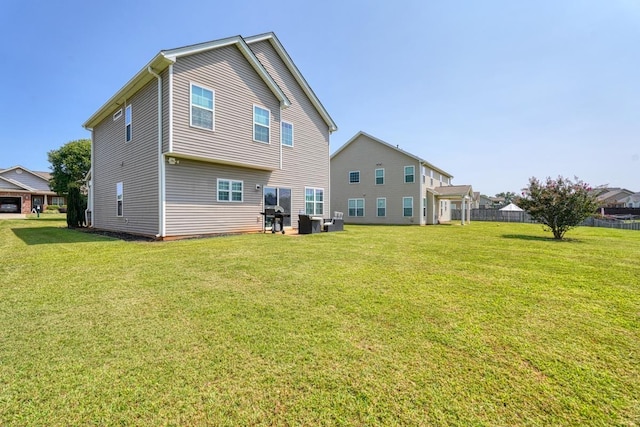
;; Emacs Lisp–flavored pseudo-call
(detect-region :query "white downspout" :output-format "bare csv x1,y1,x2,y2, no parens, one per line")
168,64,174,153
85,129,94,227
147,66,164,239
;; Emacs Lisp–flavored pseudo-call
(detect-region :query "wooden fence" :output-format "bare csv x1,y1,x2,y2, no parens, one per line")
451,209,640,231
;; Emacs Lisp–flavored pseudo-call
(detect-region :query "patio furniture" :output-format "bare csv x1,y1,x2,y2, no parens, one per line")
323,211,344,232
298,214,323,234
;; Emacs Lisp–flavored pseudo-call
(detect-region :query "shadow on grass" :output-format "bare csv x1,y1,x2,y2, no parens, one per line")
502,234,583,243
12,227,117,245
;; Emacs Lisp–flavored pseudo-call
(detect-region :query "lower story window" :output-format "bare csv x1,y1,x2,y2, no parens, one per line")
116,182,123,217
218,179,243,202
348,198,364,217
305,187,324,215
52,196,65,206
403,196,413,217
377,198,386,217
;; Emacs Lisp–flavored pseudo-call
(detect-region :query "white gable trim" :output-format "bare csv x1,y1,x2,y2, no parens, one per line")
331,131,453,179
245,32,338,133
84,34,291,130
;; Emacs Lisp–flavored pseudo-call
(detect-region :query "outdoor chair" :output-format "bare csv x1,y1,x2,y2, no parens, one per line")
323,211,344,232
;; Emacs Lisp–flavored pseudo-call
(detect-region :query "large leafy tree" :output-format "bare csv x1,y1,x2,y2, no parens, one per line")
48,139,91,228
518,176,599,240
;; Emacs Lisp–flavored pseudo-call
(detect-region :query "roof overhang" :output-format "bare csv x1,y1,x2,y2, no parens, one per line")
163,152,277,172
83,35,292,130
332,131,453,178
245,32,338,133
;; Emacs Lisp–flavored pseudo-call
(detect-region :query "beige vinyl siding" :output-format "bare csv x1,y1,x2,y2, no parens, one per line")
170,45,281,170
248,40,331,219
164,158,269,236
331,134,422,225
92,79,159,236
162,67,171,153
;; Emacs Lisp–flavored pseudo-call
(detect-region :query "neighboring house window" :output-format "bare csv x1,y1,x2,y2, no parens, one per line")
217,179,243,202
403,197,413,217
116,182,123,216
348,198,364,217
190,83,215,130
377,198,386,217
375,168,384,185
52,197,65,206
254,105,270,143
404,166,415,183
349,171,360,184
125,105,132,142
305,187,324,215
281,121,293,147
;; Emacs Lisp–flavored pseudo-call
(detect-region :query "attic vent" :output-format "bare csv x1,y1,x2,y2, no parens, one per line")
113,109,123,121
16,169,22,174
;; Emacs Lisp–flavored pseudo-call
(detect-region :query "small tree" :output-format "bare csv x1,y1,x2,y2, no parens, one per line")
518,176,599,240
48,139,91,228
496,191,517,204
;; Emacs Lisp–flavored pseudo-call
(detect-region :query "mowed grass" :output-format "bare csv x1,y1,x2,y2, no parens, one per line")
0,218,638,426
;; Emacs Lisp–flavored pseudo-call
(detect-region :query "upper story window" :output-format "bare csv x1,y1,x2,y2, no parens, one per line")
404,166,415,183
281,121,293,147
125,105,132,142
217,179,243,202
349,171,360,184
116,182,123,216
305,187,323,215
191,83,215,130
254,105,270,143
113,109,122,121
375,168,384,185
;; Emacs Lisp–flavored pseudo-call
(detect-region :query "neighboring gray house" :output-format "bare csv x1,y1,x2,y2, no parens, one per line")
596,188,635,207
619,192,640,208
330,131,473,225
83,33,337,238
0,166,64,214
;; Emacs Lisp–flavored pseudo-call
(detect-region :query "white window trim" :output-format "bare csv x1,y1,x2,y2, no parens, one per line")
217,178,243,202
253,104,270,144
116,182,123,217
348,170,360,184
125,105,132,142
281,121,294,147
403,196,413,217
190,82,215,131
375,168,385,185
113,109,122,121
305,187,324,215
348,198,365,217
376,197,386,217
404,165,415,183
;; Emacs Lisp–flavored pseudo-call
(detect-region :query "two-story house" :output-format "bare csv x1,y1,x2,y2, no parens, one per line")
0,166,65,214
330,132,473,225
83,33,337,238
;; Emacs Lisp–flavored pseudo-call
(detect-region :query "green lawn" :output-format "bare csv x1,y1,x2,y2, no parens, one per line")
1,218,638,426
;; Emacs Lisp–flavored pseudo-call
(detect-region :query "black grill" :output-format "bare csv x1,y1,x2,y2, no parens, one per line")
261,206,290,234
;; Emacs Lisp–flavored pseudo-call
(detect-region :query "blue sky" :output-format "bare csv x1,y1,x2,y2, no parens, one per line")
1,0,638,196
